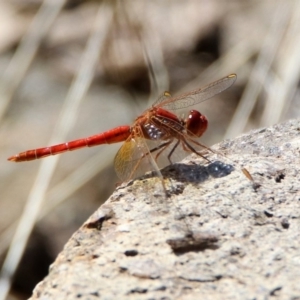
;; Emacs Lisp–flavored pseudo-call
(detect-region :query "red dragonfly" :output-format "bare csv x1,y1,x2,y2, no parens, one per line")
8,74,237,182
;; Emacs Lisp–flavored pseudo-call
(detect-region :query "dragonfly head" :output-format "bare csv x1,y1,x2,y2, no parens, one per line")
186,110,208,137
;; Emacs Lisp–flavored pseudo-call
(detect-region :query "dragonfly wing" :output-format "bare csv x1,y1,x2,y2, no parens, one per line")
114,132,162,182
152,91,173,107
114,139,142,182
158,74,237,110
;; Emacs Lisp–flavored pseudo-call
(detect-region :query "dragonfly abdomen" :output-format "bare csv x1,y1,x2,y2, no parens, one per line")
8,126,131,162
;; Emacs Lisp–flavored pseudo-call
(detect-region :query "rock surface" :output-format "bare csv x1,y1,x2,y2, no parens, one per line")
30,119,300,300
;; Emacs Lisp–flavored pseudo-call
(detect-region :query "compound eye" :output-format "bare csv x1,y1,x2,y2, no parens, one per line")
186,110,208,137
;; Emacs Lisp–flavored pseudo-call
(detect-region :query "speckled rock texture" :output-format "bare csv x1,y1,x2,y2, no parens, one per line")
30,119,300,300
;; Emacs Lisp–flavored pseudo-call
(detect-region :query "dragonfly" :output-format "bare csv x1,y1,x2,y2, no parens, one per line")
8,74,237,182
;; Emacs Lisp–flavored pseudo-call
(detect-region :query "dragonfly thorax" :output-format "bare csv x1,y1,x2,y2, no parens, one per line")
142,122,169,140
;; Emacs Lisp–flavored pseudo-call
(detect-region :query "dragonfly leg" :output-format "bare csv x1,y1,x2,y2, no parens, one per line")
182,138,211,163
188,139,216,154
144,140,176,164
148,141,172,160
124,141,172,181
166,139,180,164
150,139,178,165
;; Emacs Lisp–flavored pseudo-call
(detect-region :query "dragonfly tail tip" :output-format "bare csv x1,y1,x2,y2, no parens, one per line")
7,155,18,162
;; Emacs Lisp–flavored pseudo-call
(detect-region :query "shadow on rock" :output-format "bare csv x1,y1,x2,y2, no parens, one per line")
161,161,234,184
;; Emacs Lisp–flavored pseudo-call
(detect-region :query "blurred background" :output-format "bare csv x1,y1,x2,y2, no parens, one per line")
0,0,299,299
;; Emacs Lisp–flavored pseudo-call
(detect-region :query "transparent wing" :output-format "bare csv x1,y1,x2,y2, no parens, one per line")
155,74,237,110
113,127,163,182
152,91,172,107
